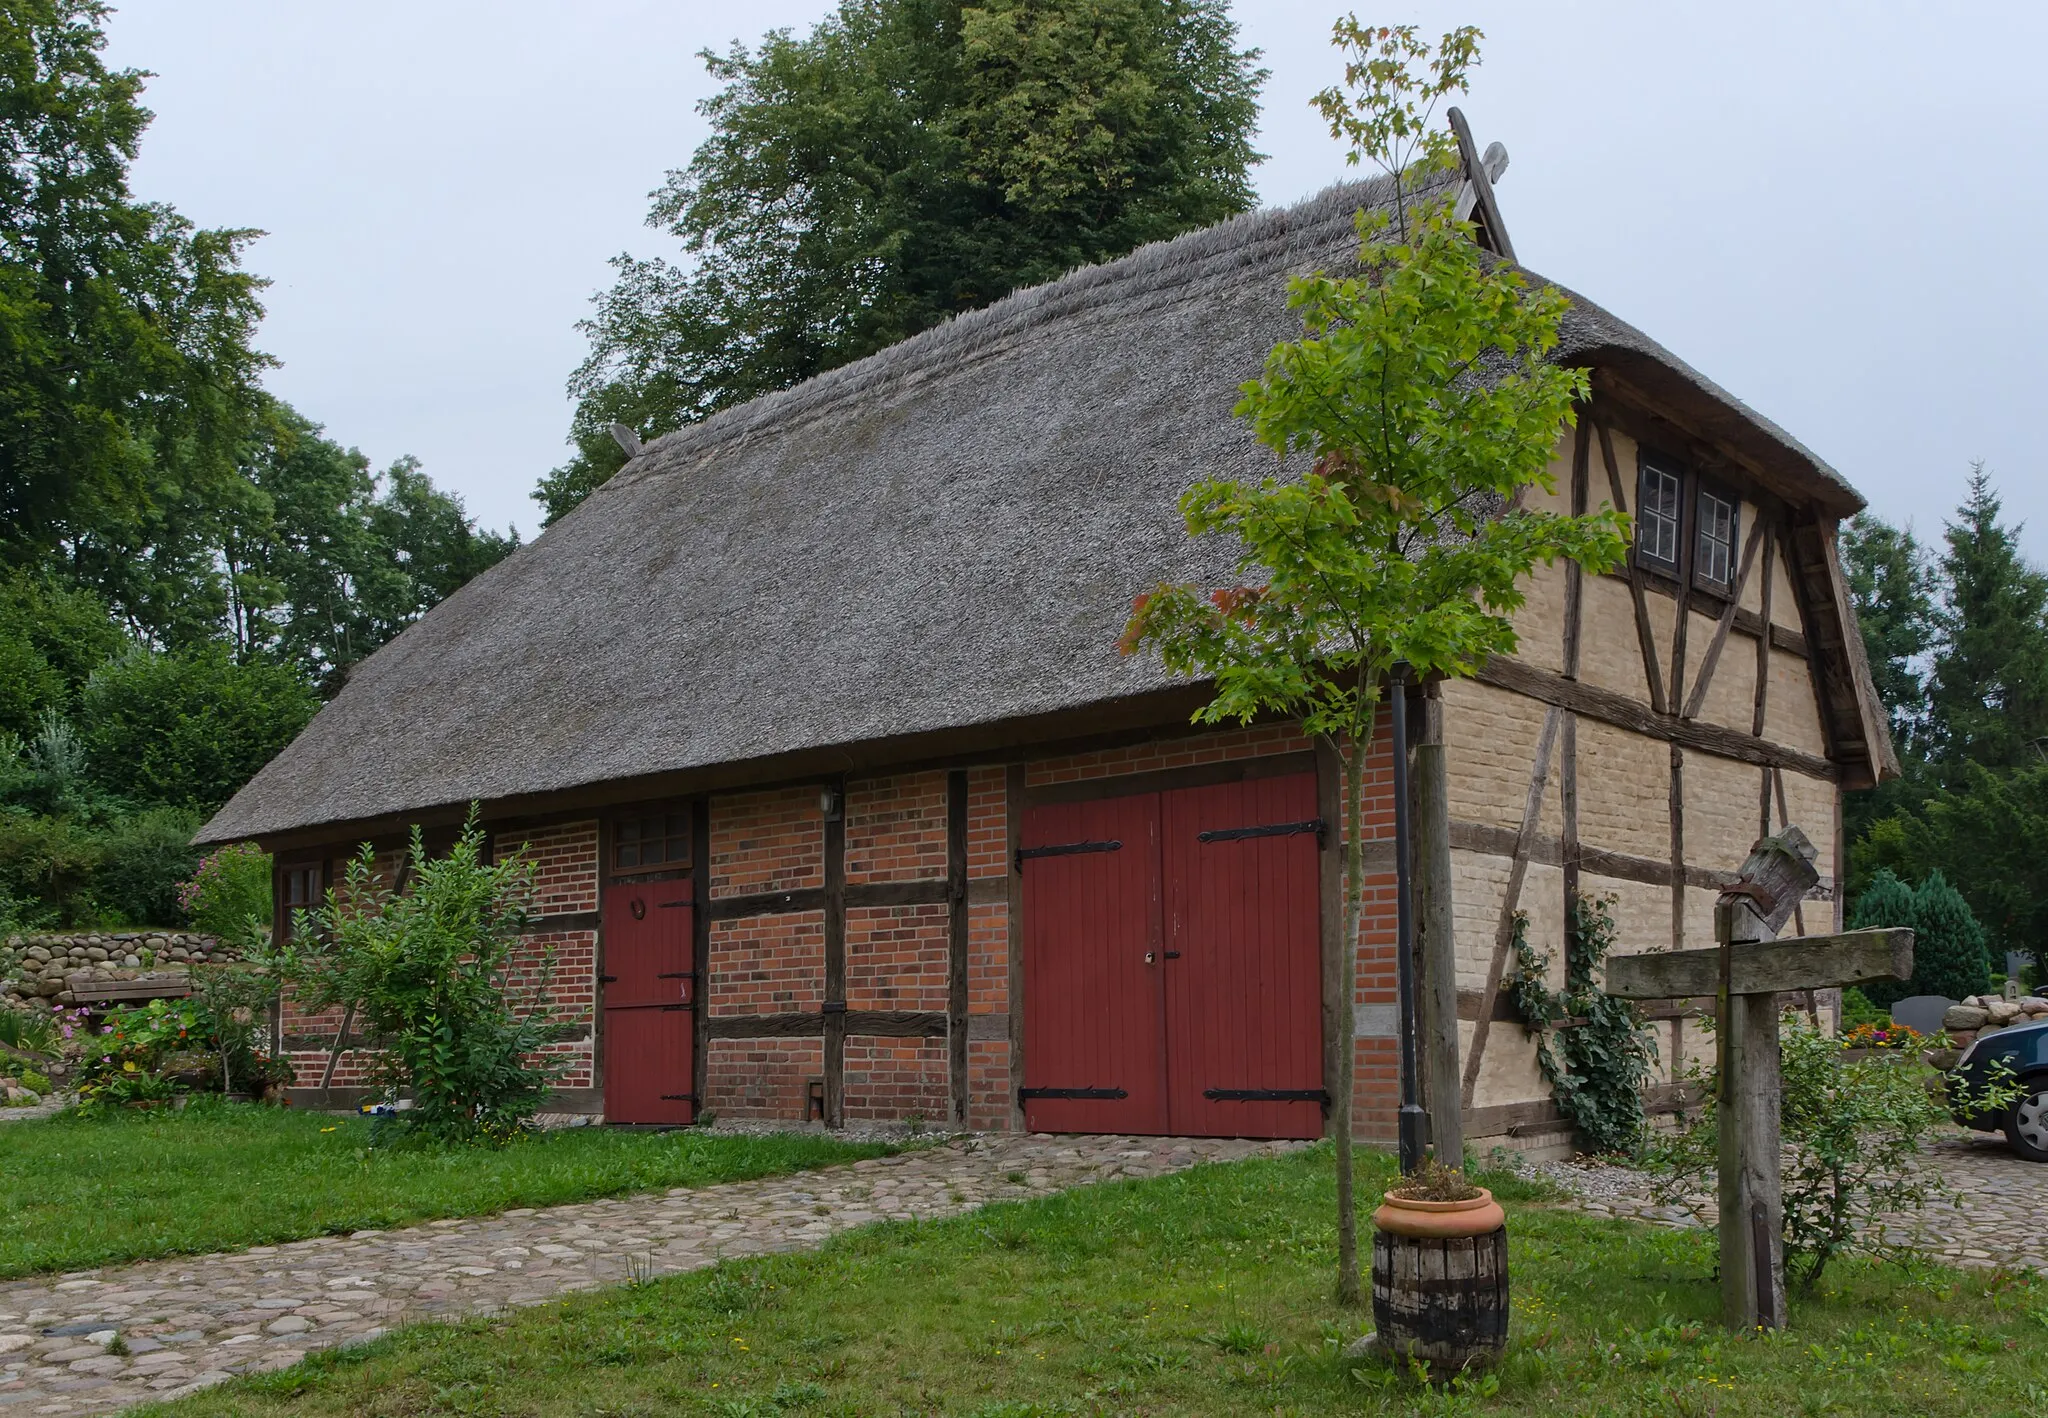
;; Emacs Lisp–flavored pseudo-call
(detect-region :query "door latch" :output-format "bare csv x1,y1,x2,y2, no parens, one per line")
1144,951,1155,964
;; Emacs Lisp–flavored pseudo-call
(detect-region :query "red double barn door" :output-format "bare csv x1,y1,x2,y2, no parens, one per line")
1021,773,1324,1140
601,877,696,1125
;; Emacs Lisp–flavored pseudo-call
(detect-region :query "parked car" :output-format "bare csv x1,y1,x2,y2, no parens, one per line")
1949,1017,2048,1162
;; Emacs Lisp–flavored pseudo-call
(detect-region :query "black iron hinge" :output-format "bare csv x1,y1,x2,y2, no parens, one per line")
661,1092,699,1102
1015,839,1122,870
1197,818,1326,846
1203,1087,1331,1104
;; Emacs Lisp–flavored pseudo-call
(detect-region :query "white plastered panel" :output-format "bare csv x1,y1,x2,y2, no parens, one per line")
1577,576,1655,701
1573,717,1672,863
1763,647,1828,756
1442,677,1558,834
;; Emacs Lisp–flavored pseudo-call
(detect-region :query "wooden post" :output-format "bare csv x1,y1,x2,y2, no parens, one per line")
1411,686,1463,1167
1606,827,1913,1332
822,777,847,1129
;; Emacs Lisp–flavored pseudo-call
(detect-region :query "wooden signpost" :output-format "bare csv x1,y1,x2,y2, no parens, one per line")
1605,827,1913,1330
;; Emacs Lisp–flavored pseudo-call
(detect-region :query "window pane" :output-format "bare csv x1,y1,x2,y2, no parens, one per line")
1696,491,1734,586
1639,465,1681,566
617,842,639,868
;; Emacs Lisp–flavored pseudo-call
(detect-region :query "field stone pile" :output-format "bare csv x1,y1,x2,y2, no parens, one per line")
1941,994,2048,1054
0,933,235,1009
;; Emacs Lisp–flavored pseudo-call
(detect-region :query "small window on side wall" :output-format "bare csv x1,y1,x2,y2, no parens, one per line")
614,811,690,873
1695,486,1739,592
1636,461,1683,571
278,860,324,941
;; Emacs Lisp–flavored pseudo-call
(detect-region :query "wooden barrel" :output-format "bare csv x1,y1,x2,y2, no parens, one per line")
1370,1225,1509,1371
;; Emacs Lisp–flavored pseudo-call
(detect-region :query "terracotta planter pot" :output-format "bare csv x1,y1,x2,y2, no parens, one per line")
1373,1187,1506,1239
1370,1188,1509,1373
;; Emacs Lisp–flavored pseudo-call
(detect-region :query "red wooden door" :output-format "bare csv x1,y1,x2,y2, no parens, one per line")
1019,794,1168,1134
601,876,695,1124
1161,774,1326,1139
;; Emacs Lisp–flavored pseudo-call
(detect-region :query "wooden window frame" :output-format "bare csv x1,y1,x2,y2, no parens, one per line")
1692,478,1741,597
1634,454,1685,575
275,857,328,945
607,806,693,878
1634,449,1745,608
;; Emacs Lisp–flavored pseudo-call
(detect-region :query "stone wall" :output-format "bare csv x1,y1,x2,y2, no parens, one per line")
1,932,236,1009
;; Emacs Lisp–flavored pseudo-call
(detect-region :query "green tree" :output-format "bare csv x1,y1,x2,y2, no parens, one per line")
224,404,516,693
1848,865,1991,1005
1855,764,2048,978
1908,870,1992,1002
538,0,1266,524
1841,513,1935,761
0,0,270,642
77,645,318,811
0,572,129,737
1845,867,1920,1008
1120,22,1629,1301
1926,465,2048,774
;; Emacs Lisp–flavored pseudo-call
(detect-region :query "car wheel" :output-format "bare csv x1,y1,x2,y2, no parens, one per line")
2007,1079,2048,1162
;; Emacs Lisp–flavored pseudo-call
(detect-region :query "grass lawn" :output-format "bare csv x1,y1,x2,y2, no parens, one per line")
140,1145,2047,1418
0,1100,891,1277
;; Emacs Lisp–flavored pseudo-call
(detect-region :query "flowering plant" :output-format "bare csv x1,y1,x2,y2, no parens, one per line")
177,842,272,943
1842,1021,1922,1051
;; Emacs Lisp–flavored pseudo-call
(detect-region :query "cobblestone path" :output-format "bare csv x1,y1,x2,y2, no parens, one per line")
1537,1129,2048,1274
0,1133,1298,1415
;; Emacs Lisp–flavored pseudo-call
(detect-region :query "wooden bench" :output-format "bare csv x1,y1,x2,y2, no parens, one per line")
64,973,192,1004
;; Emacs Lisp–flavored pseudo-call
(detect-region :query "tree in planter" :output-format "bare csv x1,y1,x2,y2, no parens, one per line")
1506,895,1658,1157
1119,23,1630,1302
281,814,568,1143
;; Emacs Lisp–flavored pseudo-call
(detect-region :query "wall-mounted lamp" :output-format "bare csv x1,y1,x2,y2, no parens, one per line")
819,786,843,822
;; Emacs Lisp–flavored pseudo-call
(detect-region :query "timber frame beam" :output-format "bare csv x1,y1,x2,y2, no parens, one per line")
1475,655,1838,781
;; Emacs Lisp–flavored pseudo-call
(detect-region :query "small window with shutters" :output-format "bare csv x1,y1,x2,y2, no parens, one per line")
612,811,690,874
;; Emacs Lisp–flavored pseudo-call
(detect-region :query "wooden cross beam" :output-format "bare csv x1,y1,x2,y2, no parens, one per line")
1447,107,1516,263
1604,827,1913,1331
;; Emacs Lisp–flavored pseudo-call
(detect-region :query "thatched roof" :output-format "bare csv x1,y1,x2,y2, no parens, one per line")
198,174,1871,846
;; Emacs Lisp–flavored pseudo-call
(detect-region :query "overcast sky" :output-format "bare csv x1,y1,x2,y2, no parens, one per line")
106,1,2046,554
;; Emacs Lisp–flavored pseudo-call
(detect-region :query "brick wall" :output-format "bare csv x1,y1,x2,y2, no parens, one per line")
845,772,947,883
705,1038,821,1118
844,1036,949,1122
705,787,827,1118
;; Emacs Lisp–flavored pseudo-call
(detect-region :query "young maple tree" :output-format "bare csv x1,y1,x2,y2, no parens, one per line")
1120,21,1630,1303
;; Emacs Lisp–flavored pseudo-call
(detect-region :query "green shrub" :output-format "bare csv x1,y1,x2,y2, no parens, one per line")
0,809,103,925
1650,1012,1965,1287
179,841,273,943
1850,868,1991,1006
281,812,568,1143
1909,870,1992,1001
1839,986,1889,1030
78,645,318,812
93,806,204,926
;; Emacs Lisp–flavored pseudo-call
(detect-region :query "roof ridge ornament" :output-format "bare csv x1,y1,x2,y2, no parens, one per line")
1446,107,1516,264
